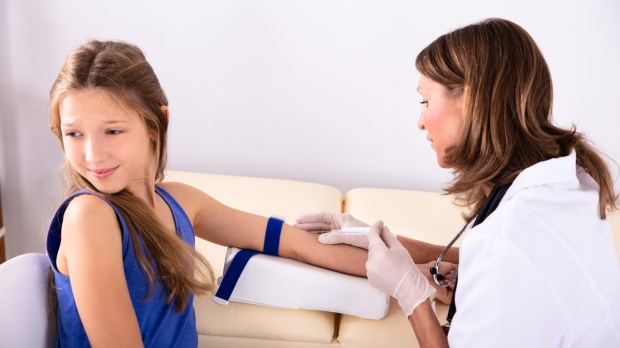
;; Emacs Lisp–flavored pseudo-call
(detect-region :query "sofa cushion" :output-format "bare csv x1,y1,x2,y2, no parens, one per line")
195,290,336,344
338,299,416,348
337,299,450,348
199,335,337,348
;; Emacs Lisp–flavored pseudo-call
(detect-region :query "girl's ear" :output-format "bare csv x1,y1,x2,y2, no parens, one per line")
160,105,169,126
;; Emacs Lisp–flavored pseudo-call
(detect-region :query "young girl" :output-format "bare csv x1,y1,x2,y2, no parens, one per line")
45,40,368,347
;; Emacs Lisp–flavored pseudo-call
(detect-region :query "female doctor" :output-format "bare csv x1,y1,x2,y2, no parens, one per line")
295,18,620,347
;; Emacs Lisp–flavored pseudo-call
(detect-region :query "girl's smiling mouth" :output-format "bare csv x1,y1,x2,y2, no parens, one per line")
89,167,117,179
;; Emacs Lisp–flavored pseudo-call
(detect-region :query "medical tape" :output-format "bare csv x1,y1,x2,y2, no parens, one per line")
212,217,284,304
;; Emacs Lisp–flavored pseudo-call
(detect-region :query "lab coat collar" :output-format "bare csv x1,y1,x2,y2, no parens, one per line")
503,151,578,201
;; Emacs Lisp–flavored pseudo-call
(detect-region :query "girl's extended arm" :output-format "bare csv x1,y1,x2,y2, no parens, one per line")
168,182,368,276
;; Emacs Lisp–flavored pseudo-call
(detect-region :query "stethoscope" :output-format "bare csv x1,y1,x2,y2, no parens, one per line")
428,183,512,288
429,221,469,288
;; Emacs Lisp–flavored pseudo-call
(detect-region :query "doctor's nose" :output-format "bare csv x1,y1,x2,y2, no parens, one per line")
417,114,426,130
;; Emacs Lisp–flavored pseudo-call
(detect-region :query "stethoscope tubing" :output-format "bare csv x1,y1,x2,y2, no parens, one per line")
432,221,469,288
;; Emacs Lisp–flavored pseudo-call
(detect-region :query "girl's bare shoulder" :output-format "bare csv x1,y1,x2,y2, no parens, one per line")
59,194,123,271
63,193,117,226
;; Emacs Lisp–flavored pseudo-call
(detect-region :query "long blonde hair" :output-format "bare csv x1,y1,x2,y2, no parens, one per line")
416,18,617,221
49,40,214,311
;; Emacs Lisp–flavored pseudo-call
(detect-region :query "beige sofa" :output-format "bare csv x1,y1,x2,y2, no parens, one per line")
165,170,620,348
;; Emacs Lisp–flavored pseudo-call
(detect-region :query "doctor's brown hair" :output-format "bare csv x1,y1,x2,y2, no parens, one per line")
415,18,617,221
48,40,215,312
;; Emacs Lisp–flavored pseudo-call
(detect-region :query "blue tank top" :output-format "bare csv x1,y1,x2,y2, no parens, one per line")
46,186,198,348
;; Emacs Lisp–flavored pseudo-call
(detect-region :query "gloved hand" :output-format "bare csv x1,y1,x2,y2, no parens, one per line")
366,221,436,316
295,212,370,249
294,212,369,232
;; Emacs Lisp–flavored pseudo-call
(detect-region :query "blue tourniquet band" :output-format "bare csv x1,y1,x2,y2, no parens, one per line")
263,217,284,256
213,217,284,303
214,249,259,302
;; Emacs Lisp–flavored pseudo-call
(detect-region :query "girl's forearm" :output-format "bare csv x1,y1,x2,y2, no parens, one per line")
280,224,367,277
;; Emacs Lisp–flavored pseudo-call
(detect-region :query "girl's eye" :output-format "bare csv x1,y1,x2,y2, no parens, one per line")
419,100,429,107
64,130,81,137
106,129,123,135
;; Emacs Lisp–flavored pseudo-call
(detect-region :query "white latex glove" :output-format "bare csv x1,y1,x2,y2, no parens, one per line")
366,221,436,316
294,212,370,249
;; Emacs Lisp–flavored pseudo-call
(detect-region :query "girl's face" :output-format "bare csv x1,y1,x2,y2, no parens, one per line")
59,89,156,194
416,75,465,168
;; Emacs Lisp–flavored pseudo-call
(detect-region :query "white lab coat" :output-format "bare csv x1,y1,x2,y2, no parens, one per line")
449,152,620,347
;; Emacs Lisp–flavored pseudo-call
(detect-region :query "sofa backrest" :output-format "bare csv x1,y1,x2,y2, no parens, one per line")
344,188,464,246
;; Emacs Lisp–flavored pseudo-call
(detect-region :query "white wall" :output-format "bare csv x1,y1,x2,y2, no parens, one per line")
1,0,619,258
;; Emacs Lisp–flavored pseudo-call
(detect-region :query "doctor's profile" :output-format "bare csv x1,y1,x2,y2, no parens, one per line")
295,18,620,347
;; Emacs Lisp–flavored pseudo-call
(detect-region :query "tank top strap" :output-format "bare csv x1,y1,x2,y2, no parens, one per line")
155,185,195,247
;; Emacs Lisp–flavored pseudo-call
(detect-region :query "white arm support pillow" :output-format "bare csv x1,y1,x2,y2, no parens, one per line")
213,247,389,320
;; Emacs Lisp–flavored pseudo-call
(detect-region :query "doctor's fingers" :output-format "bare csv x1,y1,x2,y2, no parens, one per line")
366,221,388,250
295,213,332,231
318,232,369,249
414,262,454,304
437,261,458,275
417,260,457,277
431,281,454,304
378,225,400,248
